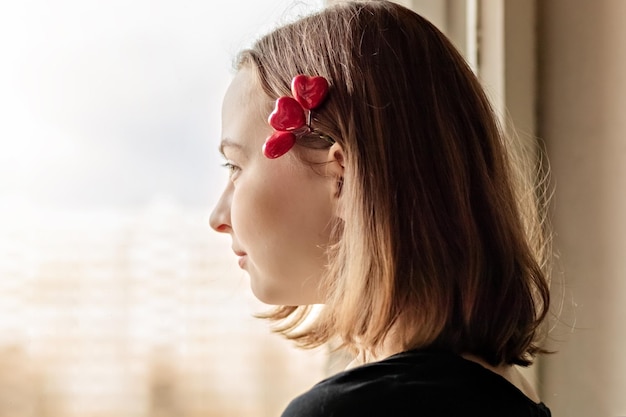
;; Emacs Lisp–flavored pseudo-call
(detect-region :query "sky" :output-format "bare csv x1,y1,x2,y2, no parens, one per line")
0,0,324,211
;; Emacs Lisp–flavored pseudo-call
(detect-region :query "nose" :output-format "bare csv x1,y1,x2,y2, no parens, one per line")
209,185,232,233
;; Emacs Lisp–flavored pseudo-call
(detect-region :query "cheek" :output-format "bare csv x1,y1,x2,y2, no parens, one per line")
230,162,331,251
230,167,291,242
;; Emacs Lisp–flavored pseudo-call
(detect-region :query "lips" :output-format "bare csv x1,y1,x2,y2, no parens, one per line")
232,248,247,269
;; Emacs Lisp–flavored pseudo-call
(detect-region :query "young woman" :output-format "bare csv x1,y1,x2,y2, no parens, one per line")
210,1,553,415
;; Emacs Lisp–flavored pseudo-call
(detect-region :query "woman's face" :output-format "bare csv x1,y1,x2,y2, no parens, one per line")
210,67,338,305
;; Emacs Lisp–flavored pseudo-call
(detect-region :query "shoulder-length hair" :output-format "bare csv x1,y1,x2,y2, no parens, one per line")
235,0,551,367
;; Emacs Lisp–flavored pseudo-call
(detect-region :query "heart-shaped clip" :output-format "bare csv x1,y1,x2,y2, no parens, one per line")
263,74,331,159
262,131,297,159
268,96,306,131
291,75,329,110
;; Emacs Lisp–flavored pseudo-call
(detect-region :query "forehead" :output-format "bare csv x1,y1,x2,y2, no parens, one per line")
221,66,271,122
220,66,275,158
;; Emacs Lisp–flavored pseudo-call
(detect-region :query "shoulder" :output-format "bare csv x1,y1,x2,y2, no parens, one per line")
280,350,552,417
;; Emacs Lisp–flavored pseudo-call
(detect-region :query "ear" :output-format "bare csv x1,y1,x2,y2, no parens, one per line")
326,142,346,216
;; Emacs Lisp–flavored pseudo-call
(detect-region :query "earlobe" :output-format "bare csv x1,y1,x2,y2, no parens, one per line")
336,176,344,198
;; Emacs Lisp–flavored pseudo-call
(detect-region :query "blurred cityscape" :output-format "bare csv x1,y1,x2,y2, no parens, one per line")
0,0,334,415
0,198,329,417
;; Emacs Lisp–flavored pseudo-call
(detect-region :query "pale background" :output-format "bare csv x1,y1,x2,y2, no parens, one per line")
0,1,329,416
1,0,625,416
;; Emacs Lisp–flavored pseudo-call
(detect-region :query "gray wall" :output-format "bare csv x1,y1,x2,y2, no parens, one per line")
538,1,626,415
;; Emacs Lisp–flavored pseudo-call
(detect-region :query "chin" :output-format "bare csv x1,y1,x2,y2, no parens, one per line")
247,267,323,305
249,278,283,305
249,281,314,306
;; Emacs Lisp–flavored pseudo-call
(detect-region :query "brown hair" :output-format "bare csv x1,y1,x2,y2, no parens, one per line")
235,0,551,367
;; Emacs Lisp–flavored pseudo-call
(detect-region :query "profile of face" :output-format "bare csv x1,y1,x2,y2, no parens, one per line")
210,67,340,306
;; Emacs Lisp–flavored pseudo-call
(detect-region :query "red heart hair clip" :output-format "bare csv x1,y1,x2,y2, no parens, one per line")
263,75,330,159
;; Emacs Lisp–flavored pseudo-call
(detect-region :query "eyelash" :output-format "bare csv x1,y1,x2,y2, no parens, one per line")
221,162,241,176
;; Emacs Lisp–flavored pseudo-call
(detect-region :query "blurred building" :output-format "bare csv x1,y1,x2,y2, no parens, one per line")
0,199,327,417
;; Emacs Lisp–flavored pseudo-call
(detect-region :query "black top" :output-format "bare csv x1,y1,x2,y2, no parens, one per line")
281,349,551,417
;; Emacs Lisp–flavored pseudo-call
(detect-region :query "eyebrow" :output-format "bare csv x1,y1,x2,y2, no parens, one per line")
218,138,244,157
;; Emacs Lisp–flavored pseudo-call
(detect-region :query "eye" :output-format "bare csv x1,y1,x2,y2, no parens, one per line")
221,161,241,179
